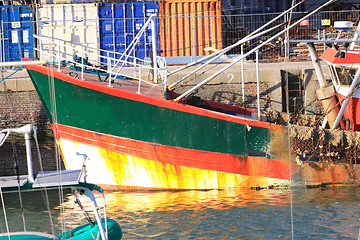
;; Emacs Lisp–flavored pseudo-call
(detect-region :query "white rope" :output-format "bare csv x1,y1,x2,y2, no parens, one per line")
287,2,296,240
47,62,67,236
0,186,10,239
16,177,26,232
33,127,55,235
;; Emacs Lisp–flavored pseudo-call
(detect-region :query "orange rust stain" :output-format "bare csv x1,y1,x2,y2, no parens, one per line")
269,125,289,163
301,162,360,186
97,148,289,190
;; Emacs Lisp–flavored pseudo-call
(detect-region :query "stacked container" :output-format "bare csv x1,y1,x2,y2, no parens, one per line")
98,2,159,64
36,3,100,63
0,5,34,62
159,0,222,57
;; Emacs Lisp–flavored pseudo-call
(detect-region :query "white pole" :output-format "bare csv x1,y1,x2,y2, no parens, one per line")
151,16,157,83
323,29,326,51
86,189,108,240
332,67,360,129
107,51,112,87
25,132,34,183
57,41,61,72
39,37,43,62
307,43,326,87
256,50,261,121
81,46,84,80
241,45,245,104
138,65,142,94
0,61,46,67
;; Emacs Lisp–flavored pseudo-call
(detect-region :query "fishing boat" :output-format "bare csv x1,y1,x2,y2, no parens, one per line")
0,124,122,239
23,1,360,190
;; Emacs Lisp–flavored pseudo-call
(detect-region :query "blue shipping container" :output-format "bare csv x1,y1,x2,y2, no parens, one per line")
98,2,159,64
0,5,34,62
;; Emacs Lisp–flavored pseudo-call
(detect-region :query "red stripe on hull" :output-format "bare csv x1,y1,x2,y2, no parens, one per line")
52,123,290,180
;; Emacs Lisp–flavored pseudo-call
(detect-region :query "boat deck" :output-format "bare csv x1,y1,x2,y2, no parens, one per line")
0,175,28,187
50,64,165,99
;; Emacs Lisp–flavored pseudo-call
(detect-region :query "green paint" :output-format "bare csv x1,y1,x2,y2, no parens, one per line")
246,125,270,157
28,69,271,157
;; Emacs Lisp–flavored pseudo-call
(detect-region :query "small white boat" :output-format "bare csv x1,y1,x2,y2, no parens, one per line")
0,124,122,240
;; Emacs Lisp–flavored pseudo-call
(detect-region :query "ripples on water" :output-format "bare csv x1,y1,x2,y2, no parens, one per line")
0,187,360,239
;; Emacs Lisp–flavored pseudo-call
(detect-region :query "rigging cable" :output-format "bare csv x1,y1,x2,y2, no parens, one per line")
0,66,24,83
47,59,67,236
11,136,26,231
286,1,297,240
33,127,55,236
0,186,10,239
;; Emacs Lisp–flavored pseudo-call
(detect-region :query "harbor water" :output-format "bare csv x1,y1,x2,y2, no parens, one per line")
1,186,360,239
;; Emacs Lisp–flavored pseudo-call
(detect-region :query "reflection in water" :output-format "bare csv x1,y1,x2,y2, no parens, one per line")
105,188,291,213
0,187,360,239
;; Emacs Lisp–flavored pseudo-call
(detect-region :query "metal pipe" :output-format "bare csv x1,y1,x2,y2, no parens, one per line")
25,132,34,183
241,45,245,104
111,14,155,78
57,41,61,72
86,189,108,240
108,51,112,87
323,29,326,51
151,16,158,83
0,60,46,67
289,39,360,43
112,4,116,55
332,67,360,129
81,45,84,80
307,43,326,87
174,0,337,102
256,50,261,120
3,124,36,182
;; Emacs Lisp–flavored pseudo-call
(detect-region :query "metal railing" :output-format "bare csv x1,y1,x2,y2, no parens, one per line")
33,15,167,95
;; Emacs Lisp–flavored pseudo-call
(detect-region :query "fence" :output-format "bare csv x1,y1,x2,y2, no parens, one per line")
1,8,360,64
161,9,360,62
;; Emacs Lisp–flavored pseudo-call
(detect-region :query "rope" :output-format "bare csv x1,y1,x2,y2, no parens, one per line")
0,186,10,239
0,67,24,83
11,136,26,232
34,63,68,235
47,63,67,236
33,127,55,236
288,1,296,239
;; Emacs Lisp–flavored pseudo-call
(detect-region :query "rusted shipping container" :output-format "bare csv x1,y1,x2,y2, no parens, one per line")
159,0,222,57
